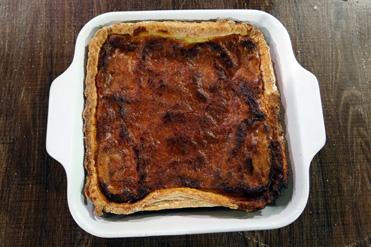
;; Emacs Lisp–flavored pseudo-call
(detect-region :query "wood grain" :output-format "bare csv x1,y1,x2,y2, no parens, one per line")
0,0,370,246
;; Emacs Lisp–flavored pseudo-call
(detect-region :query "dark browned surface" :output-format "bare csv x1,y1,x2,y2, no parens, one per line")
93,33,287,209
0,0,370,246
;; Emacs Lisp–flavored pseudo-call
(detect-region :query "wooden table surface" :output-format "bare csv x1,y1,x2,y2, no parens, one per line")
0,0,370,246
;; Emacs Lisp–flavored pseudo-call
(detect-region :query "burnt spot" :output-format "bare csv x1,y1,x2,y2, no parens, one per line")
178,176,200,188
267,141,287,200
220,51,235,68
98,41,114,70
231,119,252,155
119,124,131,143
269,141,284,177
133,144,148,184
141,38,165,60
191,73,208,102
191,73,202,85
98,34,138,63
239,184,266,198
104,94,127,118
169,43,181,57
194,154,207,169
98,48,108,70
240,39,257,51
163,111,186,123
205,99,228,122
99,182,139,203
150,79,167,96
182,46,199,59
208,42,235,68
243,157,254,175
133,26,147,36
239,84,265,121
214,62,229,80
166,134,196,155
199,114,217,129
185,154,207,171
158,79,166,91
208,42,223,53
208,84,219,93
137,186,150,199
237,75,263,95
108,34,129,47
171,45,199,59
218,182,235,195
195,89,208,102
103,93,126,103
263,124,270,133
108,34,139,52
217,182,266,198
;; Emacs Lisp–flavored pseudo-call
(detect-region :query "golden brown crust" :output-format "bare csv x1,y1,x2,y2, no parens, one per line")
83,20,288,216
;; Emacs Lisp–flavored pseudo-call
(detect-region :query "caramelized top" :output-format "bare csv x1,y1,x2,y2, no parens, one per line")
95,32,281,203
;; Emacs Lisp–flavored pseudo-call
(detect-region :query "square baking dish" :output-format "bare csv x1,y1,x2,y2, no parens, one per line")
46,9,326,238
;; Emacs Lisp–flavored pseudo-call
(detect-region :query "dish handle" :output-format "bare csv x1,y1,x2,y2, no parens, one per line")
294,64,326,167
46,65,76,169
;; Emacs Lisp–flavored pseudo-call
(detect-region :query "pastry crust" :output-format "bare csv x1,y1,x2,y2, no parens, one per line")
83,20,288,215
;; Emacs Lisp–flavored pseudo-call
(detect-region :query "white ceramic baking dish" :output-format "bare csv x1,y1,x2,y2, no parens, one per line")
46,9,326,238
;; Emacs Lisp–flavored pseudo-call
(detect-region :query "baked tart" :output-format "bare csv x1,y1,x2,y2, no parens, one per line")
83,20,288,215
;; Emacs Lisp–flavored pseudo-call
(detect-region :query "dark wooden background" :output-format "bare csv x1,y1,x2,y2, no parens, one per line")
0,0,370,246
